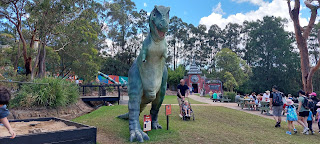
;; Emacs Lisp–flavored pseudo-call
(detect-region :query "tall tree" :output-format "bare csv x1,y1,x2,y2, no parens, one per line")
168,16,187,70
0,0,33,74
216,48,251,90
287,0,320,93
27,0,96,79
244,16,300,94
105,0,137,65
207,24,223,72
222,23,242,55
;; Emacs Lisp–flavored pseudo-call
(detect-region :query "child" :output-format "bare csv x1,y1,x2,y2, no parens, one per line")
307,110,314,134
0,86,16,139
285,98,298,135
315,102,320,134
183,101,191,117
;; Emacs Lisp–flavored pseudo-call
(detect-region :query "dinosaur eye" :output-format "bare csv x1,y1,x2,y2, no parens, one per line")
153,13,156,17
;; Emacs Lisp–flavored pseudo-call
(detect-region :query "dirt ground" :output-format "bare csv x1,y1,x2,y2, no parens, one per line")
0,120,77,137
8,100,94,120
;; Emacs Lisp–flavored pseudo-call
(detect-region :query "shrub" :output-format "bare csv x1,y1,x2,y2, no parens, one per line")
224,91,236,102
11,77,79,108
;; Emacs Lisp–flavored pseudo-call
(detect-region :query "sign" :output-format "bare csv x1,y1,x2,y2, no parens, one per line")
165,104,171,116
143,115,151,132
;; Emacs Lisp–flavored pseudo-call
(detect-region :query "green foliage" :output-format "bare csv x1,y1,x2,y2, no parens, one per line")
11,77,79,108
100,57,130,76
45,46,60,75
223,91,236,102
223,72,238,92
243,16,301,94
71,48,101,82
167,65,185,90
216,48,251,91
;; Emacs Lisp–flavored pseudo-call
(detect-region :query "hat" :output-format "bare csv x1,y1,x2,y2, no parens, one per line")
265,90,270,93
316,102,320,107
309,92,317,96
286,99,294,105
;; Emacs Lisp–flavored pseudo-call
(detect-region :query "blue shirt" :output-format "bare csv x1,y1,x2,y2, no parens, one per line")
0,105,9,119
307,111,313,121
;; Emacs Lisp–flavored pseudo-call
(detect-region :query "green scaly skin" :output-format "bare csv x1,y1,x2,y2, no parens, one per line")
117,5,170,142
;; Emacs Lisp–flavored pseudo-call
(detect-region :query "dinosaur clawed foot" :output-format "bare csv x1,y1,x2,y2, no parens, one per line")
151,122,162,129
130,129,149,142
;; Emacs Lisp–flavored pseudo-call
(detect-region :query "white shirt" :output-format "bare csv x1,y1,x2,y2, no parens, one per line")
262,93,270,102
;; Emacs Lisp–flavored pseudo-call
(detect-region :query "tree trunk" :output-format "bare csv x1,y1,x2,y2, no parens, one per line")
38,40,46,78
173,42,176,70
14,40,21,70
287,0,319,94
30,43,41,80
16,24,31,76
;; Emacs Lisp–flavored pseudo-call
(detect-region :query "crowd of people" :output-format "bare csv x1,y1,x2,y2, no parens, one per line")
234,85,320,135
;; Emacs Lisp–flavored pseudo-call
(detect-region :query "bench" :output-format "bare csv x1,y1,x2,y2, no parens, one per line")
221,96,231,103
260,101,271,115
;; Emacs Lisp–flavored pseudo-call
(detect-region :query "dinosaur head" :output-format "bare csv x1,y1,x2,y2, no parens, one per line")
149,5,170,41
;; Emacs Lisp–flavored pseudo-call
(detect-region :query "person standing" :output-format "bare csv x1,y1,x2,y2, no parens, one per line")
296,90,310,134
177,79,189,117
309,92,319,116
285,98,298,135
262,90,270,102
270,85,283,128
307,110,315,134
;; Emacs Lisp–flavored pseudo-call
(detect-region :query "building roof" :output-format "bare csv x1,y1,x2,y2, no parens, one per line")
187,60,202,75
205,79,222,84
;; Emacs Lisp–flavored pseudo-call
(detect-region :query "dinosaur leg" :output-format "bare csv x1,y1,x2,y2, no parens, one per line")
128,62,149,142
151,66,168,129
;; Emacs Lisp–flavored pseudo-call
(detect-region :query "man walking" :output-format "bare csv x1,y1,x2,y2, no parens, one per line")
297,90,310,134
270,85,283,127
177,79,189,117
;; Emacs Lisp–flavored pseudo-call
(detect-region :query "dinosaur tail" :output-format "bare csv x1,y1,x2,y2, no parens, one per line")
117,112,129,120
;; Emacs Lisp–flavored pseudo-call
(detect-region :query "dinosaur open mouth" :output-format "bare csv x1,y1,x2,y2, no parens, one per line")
158,30,165,38
152,20,166,38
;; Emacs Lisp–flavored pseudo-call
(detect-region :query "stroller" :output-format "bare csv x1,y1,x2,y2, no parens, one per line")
181,98,195,121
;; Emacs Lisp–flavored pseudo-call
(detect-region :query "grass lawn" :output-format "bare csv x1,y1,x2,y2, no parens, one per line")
162,95,206,104
73,104,319,144
194,93,212,99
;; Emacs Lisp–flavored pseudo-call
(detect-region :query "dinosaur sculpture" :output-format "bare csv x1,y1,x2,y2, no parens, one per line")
118,5,170,142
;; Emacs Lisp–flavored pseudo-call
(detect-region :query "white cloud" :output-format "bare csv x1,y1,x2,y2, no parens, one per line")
200,0,309,32
144,3,147,7
232,0,268,6
212,2,225,15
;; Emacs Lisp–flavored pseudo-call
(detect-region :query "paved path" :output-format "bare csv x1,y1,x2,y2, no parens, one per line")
188,94,319,132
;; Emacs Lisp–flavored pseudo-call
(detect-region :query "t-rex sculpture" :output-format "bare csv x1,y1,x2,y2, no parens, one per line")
118,5,170,142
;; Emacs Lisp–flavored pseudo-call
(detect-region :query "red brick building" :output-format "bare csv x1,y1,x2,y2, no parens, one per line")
184,61,223,94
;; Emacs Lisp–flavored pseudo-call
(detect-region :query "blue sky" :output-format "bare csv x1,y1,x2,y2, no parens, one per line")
133,0,262,25
132,0,313,31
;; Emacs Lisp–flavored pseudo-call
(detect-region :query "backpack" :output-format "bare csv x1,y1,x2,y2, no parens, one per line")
272,92,283,106
302,97,315,110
